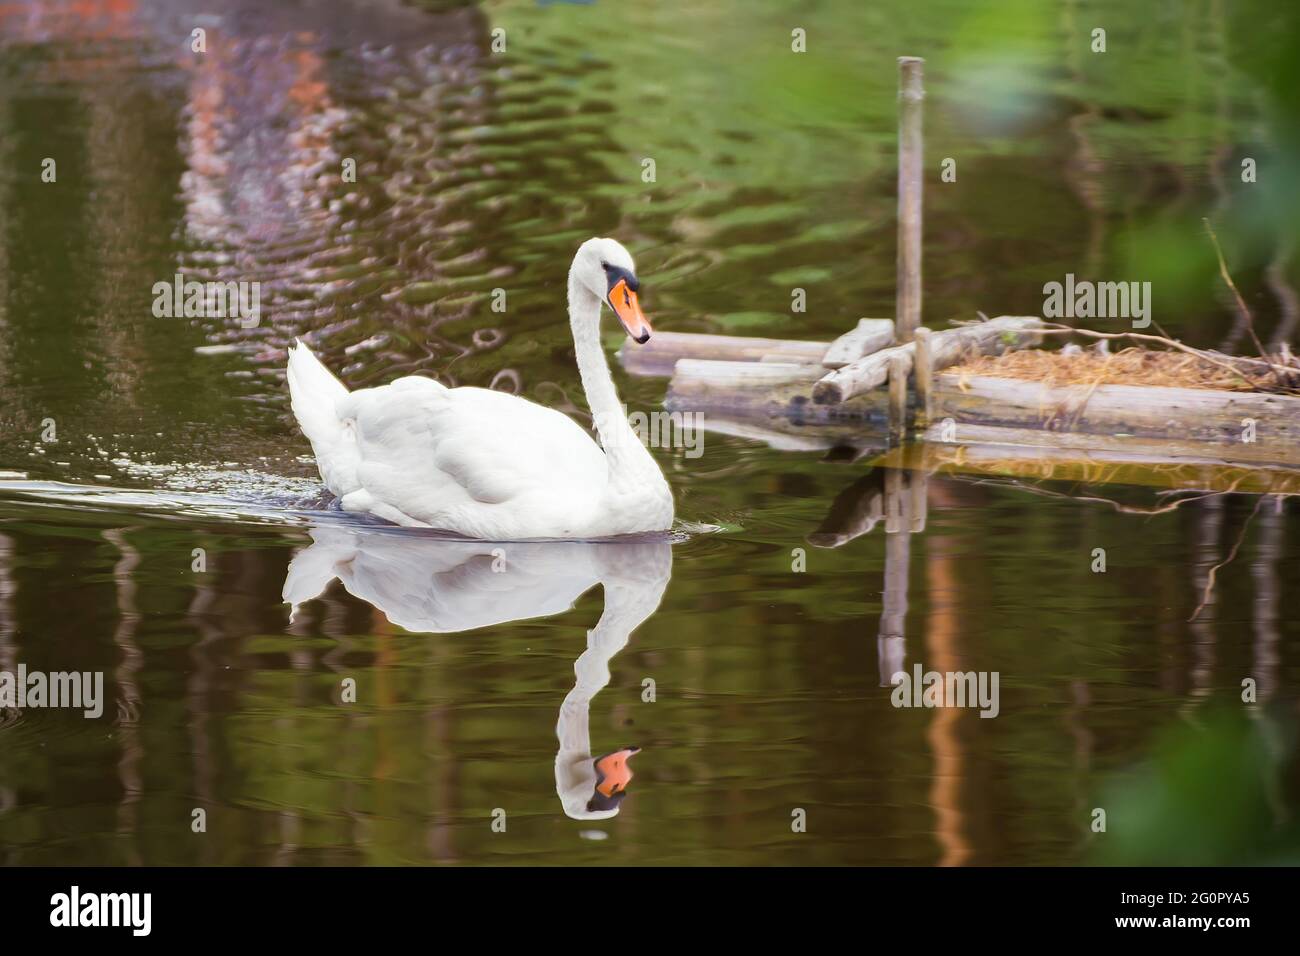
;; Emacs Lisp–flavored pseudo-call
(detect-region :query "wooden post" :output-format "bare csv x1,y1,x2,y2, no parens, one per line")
896,56,924,343
913,326,933,427
888,353,909,444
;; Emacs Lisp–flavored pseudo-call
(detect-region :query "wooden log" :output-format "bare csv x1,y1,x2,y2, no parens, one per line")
669,359,821,397
619,331,829,377
814,315,1043,405
888,353,909,444
821,318,895,369
930,373,1300,466
896,57,925,343
667,358,888,420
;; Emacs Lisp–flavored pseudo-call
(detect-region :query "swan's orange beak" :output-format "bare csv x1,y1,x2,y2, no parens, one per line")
608,278,652,344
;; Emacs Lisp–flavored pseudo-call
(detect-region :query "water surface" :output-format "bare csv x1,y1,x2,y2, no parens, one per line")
0,0,1298,865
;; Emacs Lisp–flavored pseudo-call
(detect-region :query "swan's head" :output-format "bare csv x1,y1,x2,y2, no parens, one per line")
573,237,652,344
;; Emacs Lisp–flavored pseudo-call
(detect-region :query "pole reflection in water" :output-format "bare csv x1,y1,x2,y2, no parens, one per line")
809,465,927,687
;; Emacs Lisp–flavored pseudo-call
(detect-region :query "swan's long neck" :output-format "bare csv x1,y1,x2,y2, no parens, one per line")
568,273,660,492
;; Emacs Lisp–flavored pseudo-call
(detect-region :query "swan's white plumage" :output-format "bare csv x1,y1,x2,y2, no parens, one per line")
287,237,674,539
286,339,357,496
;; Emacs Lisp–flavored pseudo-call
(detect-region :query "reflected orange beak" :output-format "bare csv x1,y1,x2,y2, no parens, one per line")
608,279,652,344
593,746,640,797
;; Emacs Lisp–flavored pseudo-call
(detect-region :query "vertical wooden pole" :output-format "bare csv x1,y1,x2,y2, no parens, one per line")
913,326,933,427
896,56,924,343
888,353,908,445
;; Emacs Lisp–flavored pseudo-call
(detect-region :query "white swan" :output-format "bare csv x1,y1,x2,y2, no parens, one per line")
286,237,674,539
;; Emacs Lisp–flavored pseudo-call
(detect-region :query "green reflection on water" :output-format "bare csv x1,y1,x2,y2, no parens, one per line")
0,0,1296,864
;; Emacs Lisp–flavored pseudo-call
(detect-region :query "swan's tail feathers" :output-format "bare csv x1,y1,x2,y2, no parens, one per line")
287,339,360,495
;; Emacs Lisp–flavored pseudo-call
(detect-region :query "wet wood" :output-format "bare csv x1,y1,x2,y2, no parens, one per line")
821,318,895,369
888,353,909,444
931,373,1300,466
619,331,829,377
814,315,1044,405
667,358,888,420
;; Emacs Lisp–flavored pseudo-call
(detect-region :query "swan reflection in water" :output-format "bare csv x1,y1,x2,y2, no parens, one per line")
282,521,673,821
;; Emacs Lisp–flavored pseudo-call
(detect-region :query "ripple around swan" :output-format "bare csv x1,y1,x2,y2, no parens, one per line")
0,478,322,528
0,477,710,545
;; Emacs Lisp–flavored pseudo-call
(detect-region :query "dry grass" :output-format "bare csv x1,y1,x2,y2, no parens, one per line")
953,346,1277,392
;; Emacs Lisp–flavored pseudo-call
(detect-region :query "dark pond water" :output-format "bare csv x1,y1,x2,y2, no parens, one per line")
0,0,1298,865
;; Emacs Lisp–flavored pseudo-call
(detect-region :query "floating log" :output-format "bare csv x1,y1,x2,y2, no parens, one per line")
667,359,888,420
930,373,1300,467
620,331,830,377
821,318,895,369
667,360,823,406
813,315,1044,405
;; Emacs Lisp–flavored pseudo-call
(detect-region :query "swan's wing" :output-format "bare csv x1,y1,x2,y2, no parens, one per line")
340,377,608,529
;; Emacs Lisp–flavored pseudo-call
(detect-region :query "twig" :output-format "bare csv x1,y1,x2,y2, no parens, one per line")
1204,217,1269,361
1034,324,1295,385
